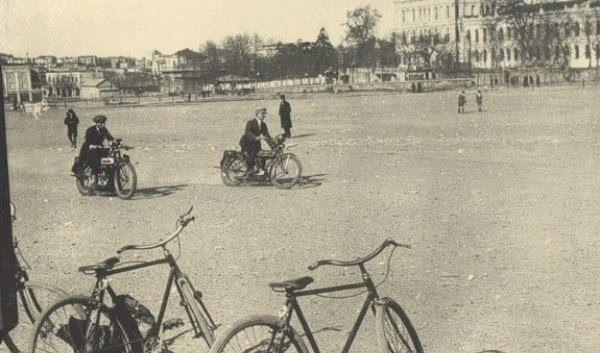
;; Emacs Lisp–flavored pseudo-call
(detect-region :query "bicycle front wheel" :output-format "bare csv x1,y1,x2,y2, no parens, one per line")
29,295,139,353
114,161,137,199
177,277,215,347
270,154,302,189
210,315,308,353
376,297,424,353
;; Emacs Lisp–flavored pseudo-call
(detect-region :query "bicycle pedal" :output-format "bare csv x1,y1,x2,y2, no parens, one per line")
162,318,184,331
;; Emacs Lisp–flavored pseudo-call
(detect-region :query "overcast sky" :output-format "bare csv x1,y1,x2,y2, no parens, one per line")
0,0,398,58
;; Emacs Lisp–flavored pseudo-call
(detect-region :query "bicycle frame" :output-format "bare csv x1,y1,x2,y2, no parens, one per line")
280,264,380,353
90,247,216,337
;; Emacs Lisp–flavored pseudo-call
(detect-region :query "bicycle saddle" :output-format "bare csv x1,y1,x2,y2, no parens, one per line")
78,256,120,274
269,276,314,291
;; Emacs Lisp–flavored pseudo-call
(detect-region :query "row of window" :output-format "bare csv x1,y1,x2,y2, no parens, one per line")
400,5,452,23
465,21,600,44
473,44,600,63
47,75,79,83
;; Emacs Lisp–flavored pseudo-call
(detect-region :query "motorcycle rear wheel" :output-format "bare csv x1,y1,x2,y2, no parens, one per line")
75,166,93,196
114,162,137,200
221,156,246,186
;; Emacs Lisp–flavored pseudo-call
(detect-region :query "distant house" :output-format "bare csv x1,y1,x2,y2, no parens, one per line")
2,64,43,103
80,78,119,99
216,74,255,94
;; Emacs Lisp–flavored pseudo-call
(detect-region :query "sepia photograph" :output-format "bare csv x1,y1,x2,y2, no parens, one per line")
1,0,599,353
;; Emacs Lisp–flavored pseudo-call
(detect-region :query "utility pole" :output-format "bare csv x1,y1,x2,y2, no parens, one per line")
0,64,19,349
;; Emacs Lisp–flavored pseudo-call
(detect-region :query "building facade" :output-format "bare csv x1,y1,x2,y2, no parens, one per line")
1,65,43,102
45,70,101,98
394,0,600,71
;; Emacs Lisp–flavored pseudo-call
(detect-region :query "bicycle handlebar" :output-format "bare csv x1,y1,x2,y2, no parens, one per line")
117,207,194,254
308,239,411,271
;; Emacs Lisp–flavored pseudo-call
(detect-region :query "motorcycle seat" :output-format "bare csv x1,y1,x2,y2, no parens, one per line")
78,256,120,274
269,276,314,292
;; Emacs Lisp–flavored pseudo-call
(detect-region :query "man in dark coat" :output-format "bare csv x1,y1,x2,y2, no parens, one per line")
239,108,271,174
278,94,292,138
64,109,79,148
71,115,114,179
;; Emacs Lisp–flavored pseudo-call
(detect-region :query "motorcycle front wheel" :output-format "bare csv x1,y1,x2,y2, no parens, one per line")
270,154,302,189
114,162,137,200
76,166,93,196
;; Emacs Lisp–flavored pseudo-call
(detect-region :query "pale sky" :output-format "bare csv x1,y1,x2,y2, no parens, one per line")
0,0,398,58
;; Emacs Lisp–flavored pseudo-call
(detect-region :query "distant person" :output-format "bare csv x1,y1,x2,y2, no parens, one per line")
278,94,292,138
475,90,483,112
64,109,80,148
458,91,466,114
239,108,272,175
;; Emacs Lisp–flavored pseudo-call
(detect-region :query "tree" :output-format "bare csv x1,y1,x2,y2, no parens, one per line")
344,5,381,67
314,28,337,73
222,34,253,77
495,0,540,67
202,40,221,79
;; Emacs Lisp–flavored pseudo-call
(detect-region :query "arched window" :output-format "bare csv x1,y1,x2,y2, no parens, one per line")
483,49,488,62
499,49,504,61
585,21,591,35
471,5,475,16
507,48,511,61
498,28,504,41
574,22,580,36
574,45,579,59
446,5,450,18
565,22,571,37
481,5,485,16
434,7,438,20
466,30,471,42
475,29,479,42
585,45,591,58
483,28,487,43
514,48,519,60
473,49,479,62
507,27,512,39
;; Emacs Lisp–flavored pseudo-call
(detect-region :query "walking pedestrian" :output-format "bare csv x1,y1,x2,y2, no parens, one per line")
475,90,483,112
278,94,292,138
64,109,79,148
458,91,466,114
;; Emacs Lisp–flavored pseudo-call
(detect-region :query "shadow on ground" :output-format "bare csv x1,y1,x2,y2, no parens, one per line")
130,184,189,200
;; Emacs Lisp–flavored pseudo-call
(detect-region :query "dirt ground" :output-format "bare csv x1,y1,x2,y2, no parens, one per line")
4,86,600,353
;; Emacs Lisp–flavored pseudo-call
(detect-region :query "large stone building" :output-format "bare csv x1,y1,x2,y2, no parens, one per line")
45,70,102,98
394,0,600,71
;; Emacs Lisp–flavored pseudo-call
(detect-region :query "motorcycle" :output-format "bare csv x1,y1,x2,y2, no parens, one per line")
75,138,137,199
220,135,302,189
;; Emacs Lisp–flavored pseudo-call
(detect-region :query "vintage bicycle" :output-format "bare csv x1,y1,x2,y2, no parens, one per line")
209,239,424,353
0,202,69,353
28,206,217,353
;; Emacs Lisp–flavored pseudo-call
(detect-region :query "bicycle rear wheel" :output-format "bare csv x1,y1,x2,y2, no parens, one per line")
209,315,308,353
177,276,216,347
375,297,424,353
29,295,138,353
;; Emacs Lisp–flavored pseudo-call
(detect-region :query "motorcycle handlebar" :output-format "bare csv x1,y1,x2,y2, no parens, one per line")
308,238,411,271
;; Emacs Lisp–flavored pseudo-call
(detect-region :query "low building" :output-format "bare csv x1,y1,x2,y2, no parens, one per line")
2,64,43,103
160,69,212,95
80,78,119,99
45,70,102,98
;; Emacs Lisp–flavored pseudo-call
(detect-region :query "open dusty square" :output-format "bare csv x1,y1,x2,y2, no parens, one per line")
4,86,600,353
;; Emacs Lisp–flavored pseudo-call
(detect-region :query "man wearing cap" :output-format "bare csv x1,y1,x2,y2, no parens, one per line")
71,115,114,182
278,94,292,138
239,108,272,175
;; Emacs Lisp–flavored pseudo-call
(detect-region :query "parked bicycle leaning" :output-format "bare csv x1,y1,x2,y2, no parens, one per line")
209,239,424,353
29,206,217,353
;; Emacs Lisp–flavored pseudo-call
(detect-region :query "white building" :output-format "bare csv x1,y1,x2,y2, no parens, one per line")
394,0,600,71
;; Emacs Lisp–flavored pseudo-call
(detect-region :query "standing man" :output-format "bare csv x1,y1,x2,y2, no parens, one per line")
64,109,79,148
278,94,292,138
239,108,272,175
458,91,466,114
475,90,483,112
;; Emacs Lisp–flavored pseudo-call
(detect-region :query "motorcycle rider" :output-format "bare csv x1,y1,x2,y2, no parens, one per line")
239,108,272,175
71,115,114,188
